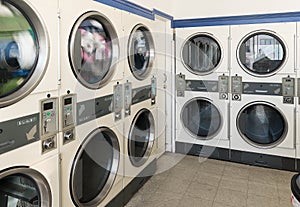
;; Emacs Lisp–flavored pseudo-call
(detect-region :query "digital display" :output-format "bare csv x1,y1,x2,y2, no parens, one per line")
43,102,53,111
64,98,72,105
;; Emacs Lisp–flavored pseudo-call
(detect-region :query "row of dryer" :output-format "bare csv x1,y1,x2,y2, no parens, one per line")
175,22,300,170
0,0,170,206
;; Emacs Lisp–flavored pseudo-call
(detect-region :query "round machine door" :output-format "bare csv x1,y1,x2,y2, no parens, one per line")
0,167,51,206
69,11,119,89
128,24,155,80
0,1,48,107
70,127,120,207
128,108,155,167
181,33,222,75
237,31,286,77
181,98,223,140
237,102,288,148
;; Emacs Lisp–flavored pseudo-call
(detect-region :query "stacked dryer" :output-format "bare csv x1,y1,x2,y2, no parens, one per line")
122,11,159,193
175,26,230,160
230,22,297,170
0,0,60,206
59,0,125,206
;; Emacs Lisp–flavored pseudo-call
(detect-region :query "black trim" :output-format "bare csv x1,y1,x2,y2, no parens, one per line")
231,150,296,171
175,142,230,161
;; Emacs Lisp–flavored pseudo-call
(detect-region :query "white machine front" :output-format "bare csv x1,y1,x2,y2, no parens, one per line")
231,22,296,80
176,26,230,80
59,0,124,104
0,0,58,120
0,141,59,207
122,12,157,90
60,121,123,207
176,91,229,149
123,106,157,186
231,93,295,158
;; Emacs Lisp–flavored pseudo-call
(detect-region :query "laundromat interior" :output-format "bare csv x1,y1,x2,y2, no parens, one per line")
3,0,300,206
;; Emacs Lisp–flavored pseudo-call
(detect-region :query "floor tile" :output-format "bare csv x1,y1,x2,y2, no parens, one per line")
178,196,213,207
223,165,250,180
219,176,248,193
185,181,218,201
156,176,191,194
248,181,278,198
214,187,247,207
192,171,221,187
247,194,280,207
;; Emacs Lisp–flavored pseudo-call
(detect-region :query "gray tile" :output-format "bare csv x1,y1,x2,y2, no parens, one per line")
192,171,221,187
247,194,280,207
219,176,248,193
185,181,218,201
214,187,247,207
178,196,213,207
196,161,225,176
248,168,277,186
223,165,249,180
147,191,183,203
212,202,236,207
156,176,191,194
248,181,278,198
167,165,197,181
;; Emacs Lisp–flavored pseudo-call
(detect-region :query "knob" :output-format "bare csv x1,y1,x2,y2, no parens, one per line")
43,139,55,150
64,131,73,141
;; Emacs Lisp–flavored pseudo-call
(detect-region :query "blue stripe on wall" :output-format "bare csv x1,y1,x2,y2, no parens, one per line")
173,11,300,28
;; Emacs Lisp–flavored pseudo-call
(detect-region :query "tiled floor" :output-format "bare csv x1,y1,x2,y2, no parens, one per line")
125,153,295,207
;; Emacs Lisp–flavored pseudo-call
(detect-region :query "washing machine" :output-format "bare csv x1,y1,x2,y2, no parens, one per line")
231,22,296,80
59,0,124,111
175,26,230,159
230,22,297,170
0,118,59,207
230,74,296,170
0,0,59,154
122,11,159,187
123,102,158,189
60,93,124,207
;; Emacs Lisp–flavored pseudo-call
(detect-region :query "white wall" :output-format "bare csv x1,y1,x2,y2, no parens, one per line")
130,0,300,19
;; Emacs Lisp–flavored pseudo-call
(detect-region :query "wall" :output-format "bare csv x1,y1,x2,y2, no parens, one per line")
130,0,300,19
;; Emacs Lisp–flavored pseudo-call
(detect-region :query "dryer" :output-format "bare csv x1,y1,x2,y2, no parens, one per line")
0,126,59,206
0,0,59,153
123,100,158,189
59,0,124,108
122,11,158,189
175,26,230,159
230,74,296,170
122,11,157,95
60,94,124,207
231,22,296,80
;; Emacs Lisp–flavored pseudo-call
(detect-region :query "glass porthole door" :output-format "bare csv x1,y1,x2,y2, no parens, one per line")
128,109,155,167
69,12,119,89
0,168,51,207
128,24,155,80
70,127,120,207
238,31,286,76
0,1,48,107
237,102,287,148
181,98,222,140
181,33,222,75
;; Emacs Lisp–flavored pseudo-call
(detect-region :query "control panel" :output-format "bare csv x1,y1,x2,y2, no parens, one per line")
282,77,295,104
151,76,157,105
40,98,58,138
114,83,123,122
231,75,242,101
218,74,229,100
124,81,132,117
61,94,76,144
40,98,58,153
176,73,186,97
